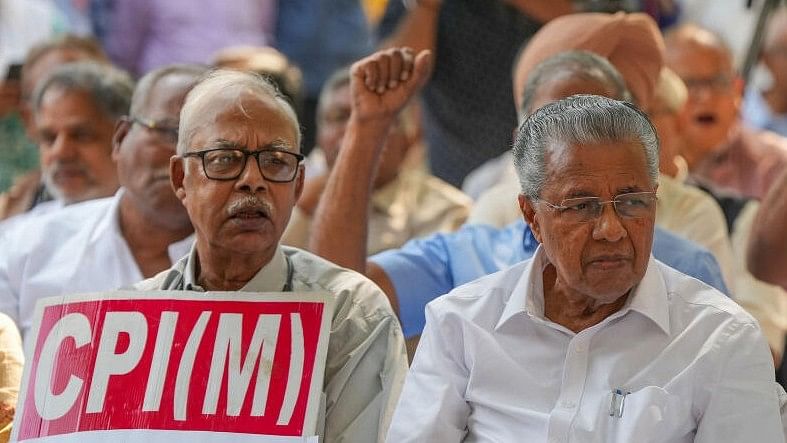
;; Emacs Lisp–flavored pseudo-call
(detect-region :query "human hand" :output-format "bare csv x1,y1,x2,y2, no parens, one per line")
350,47,432,124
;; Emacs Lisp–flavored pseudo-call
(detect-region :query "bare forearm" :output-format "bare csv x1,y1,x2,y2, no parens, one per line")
748,170,787,288
310,118,391,272
310,47,432,273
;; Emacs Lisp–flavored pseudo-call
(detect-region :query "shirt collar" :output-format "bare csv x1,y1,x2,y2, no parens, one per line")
88,189,124,245
182,243,288,292
495,245,548,330
495,247,670,336
91,188,194,263
167,235,195,263
621,256,671,335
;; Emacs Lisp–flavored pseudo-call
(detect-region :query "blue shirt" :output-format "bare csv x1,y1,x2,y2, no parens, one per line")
371,220,729,338
742,87,787,138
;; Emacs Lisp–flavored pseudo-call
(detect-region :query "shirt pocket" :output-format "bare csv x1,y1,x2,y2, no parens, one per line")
606,386,693,443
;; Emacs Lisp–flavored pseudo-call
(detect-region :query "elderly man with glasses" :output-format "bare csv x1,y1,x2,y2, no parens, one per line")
0,64,205,338
665,24,787,203
134,66,420,442
387,94,785,442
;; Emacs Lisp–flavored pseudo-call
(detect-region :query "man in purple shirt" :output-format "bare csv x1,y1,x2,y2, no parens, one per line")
104,0,276,77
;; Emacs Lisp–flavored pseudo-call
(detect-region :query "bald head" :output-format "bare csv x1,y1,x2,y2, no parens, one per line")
177,69,301,155
665,24,734,74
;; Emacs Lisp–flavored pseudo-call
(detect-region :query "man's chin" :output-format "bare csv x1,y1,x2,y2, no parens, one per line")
224,231,278,254
583,277,638,304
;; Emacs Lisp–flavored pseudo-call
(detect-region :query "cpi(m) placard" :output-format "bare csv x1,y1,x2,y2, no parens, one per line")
11,291,334,442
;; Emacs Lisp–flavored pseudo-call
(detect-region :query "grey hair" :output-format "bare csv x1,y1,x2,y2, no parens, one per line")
519,50,632,123
513,94,659,199
129,64,209,117
33,61,134,121
177,69,301,154
317,67,351,118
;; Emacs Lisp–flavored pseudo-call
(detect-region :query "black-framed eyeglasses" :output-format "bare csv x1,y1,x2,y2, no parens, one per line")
125,116,179,144
537,191,658,224
182,147,304,182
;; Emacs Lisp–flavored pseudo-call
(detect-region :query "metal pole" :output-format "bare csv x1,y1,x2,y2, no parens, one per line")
742,0,783,82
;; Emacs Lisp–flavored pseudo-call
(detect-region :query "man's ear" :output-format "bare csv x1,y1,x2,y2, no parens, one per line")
519,193,544,243
732,75,745,102
170,156,187,201
293,164,305,201
111,119,131,161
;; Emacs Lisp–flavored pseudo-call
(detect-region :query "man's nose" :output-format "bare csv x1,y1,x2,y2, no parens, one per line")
592,203,627,242
234,154,269,193
49,134,79,160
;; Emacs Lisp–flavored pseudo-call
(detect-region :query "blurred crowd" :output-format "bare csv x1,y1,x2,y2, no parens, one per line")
2,0,787,441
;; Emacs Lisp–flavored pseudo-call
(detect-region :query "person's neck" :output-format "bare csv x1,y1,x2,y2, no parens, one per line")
195,242,276,291
764,88,787,115
542,265,629,333
118,194,193,278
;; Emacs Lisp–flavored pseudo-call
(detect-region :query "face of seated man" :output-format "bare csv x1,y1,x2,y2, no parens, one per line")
172,89,304,273
35,86,119,204
521,138,657,323
114,73,195,228
665,26,741,168
317,80,411,189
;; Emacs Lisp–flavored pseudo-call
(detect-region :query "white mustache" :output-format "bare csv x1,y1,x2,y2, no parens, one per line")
227,195,272,218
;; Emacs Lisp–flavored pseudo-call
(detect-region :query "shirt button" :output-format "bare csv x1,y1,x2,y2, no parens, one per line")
574,343,586,353
562,400,576,409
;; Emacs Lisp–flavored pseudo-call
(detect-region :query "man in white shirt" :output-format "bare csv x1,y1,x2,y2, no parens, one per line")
132,56,426,441
0,64,206,337
1,35,112,222
388,95,785,442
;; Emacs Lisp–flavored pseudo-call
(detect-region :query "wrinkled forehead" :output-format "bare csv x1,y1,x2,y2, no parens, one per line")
666,38,733,77
544,138,650,178
185,92,300,151
36,86,102,119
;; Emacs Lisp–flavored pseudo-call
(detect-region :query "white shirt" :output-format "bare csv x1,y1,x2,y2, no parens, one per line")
388,247,785,443
0,191,193,338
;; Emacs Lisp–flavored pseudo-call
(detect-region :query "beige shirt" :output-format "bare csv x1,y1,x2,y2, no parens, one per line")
283,169,471,255
468,166,736,291
731,201,787,362
0,313,21,435
134,245,408,442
